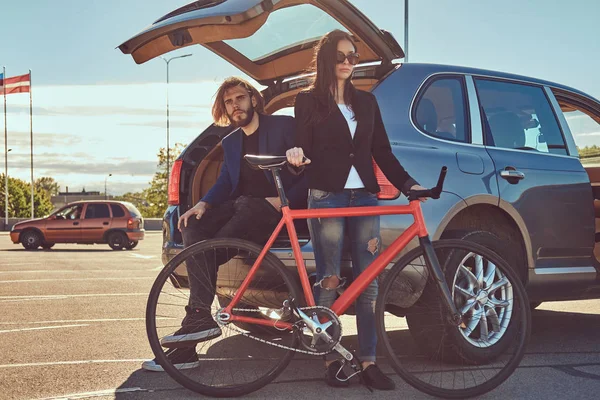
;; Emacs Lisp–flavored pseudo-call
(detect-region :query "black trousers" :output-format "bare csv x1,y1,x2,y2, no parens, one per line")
180,196,282,310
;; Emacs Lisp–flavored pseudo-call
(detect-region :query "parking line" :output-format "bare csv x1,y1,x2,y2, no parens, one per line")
0,270,159,274
0,263,43,266
0,293,148,303
37,387,152,400
0,277,154,283
0,359,148,369
0,317,174,325
0,324,89,333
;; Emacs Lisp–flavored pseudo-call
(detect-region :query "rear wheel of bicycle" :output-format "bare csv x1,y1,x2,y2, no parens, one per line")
146,238,302,397
376,239,530,398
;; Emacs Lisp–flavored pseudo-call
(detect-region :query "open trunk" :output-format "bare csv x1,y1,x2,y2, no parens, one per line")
586,166,600,262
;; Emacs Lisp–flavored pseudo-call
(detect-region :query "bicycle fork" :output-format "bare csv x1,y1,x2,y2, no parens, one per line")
419,236,464,327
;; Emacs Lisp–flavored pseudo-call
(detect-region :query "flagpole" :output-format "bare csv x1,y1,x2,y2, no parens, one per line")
3,66,7,227
29,69,34,218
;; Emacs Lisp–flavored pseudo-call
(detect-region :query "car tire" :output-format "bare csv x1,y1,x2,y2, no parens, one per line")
41,242,55,250
406,230,523,363
21,230,42,250
108,231,128,250
124,240,138,250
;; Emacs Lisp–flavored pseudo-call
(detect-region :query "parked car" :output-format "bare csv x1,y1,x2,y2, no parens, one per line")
10,200,145,250
119,0,600,309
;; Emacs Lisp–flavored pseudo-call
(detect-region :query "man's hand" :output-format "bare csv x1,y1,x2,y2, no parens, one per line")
265,197,282,211
286,147,311,167
410,184,429,202
178,201,209,231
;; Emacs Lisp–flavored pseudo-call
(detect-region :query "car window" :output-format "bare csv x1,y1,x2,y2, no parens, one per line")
556,101,600,166
110,204,126,218
224,4,345,62
475,79,567,155
84,204,110,219
414,78,469,143
55,204,83,220
123,202,142,218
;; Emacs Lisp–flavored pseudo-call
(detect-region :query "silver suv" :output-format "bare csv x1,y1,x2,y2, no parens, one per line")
120,0,600,308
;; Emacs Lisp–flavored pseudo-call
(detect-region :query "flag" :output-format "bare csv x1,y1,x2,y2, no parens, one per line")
0,73,31,95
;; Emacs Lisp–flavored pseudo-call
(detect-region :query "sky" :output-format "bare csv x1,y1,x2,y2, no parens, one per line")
1,0,599,195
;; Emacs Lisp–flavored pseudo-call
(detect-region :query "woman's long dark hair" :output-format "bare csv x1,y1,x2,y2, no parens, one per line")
304,29,357,125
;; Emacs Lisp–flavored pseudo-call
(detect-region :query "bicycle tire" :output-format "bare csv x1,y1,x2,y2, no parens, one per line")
376,239,531,398
146,238,303,398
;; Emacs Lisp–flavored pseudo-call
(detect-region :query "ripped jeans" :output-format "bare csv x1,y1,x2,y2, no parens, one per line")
308,188,380,362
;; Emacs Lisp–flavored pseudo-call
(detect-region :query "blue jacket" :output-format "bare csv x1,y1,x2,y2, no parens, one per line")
201,114,307,209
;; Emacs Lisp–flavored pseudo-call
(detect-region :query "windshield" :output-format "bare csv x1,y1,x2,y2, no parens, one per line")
224,4,346,62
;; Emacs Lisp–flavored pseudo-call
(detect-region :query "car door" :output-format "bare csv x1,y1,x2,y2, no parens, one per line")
119,0,404,85
474,77,595,271
45,204,83,242
80,203,112,242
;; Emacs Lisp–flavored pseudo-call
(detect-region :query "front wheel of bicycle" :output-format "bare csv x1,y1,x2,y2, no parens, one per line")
376,239,530,398
146,238,302,398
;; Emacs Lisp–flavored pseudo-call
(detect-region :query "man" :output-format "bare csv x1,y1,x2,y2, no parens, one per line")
142,77,306,371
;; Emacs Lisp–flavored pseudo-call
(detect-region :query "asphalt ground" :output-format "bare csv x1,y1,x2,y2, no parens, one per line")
0,232,599,399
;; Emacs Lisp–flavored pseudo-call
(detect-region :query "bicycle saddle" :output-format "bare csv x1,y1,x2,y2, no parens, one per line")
244,155,288,169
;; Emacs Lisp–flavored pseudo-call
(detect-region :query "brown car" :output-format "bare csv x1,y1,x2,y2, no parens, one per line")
10,200,145,250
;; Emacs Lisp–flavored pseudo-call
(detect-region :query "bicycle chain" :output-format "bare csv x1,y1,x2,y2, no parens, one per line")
215,306,343,356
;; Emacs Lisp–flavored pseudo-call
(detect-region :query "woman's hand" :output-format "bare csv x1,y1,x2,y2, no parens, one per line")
286,147,311,167
178,201,208,231
410,184,429,202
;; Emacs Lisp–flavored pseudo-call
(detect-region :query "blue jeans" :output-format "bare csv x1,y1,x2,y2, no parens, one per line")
308,188,380,362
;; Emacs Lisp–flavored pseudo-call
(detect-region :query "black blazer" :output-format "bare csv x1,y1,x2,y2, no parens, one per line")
294,89,417,194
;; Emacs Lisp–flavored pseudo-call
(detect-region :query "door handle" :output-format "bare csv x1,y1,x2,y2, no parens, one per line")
73,222,79,226
500,169,525,181
103,222,109,226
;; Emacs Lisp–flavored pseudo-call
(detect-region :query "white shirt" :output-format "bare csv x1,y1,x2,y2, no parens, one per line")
338,103,365,189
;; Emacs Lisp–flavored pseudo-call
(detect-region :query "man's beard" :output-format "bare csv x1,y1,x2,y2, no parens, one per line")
228,105,255,128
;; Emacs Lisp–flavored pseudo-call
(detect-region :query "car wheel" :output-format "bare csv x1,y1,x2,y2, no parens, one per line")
21,230,42,250
406,230,523,362
41,242,55,250
124,240,138,250
108,232,128,250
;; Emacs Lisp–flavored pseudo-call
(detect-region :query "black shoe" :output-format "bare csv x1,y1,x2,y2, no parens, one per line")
362,364,395,391
160,306,222,348
141,347,200,372
325,360,350,388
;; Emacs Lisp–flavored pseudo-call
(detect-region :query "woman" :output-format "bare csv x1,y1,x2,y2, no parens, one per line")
286,30,426,390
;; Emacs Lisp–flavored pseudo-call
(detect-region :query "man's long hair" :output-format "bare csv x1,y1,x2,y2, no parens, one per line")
212,77,265,127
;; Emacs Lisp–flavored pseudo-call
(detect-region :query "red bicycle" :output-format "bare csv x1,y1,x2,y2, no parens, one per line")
146,155,530,398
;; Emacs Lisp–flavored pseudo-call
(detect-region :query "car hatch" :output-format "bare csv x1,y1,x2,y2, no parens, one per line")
118,0,404,86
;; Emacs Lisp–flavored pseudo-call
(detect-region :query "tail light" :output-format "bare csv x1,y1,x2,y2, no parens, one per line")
168,159,183,205
373,159,400,200
127,218,134,230
127,218,141,230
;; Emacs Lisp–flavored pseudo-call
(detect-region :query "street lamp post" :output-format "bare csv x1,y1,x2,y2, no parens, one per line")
404,0,409,63
161,54,192,190
104,173,112,200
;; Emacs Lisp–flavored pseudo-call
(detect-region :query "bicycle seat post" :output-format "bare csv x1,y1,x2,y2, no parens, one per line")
270,168,289,208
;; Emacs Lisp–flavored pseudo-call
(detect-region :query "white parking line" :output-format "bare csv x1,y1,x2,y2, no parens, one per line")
0,359,147,369
0,324,89,334
0,263,43,266
37,387,150,400
0,277,154,283
128,254,156,259
0,270,159,274
0,317,175,325
0,293,148,302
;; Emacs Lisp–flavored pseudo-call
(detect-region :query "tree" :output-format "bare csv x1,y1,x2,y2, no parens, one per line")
35,177,60,197
114,143,186,218
0,174,54,218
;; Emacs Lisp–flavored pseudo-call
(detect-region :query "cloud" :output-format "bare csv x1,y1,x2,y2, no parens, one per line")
6,104,209,117
5,132,84,147
119,120,206,129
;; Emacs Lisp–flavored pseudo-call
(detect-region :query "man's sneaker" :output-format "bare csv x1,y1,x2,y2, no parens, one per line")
325,360,350,388
161,306,222,348
141,347,200,372
362,364,395,391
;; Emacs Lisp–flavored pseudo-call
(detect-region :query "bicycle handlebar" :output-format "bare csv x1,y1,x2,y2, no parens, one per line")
407,166,448,201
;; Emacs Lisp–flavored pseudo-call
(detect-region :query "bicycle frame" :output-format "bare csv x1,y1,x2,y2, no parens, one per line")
221,167,459,329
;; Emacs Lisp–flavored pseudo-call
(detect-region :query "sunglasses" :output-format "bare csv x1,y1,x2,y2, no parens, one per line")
336,51,360,65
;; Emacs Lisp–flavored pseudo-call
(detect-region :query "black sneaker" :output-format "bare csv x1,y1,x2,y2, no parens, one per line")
362,364,395,391
141,347,200,372
160,306,222,348
325,360,350,388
